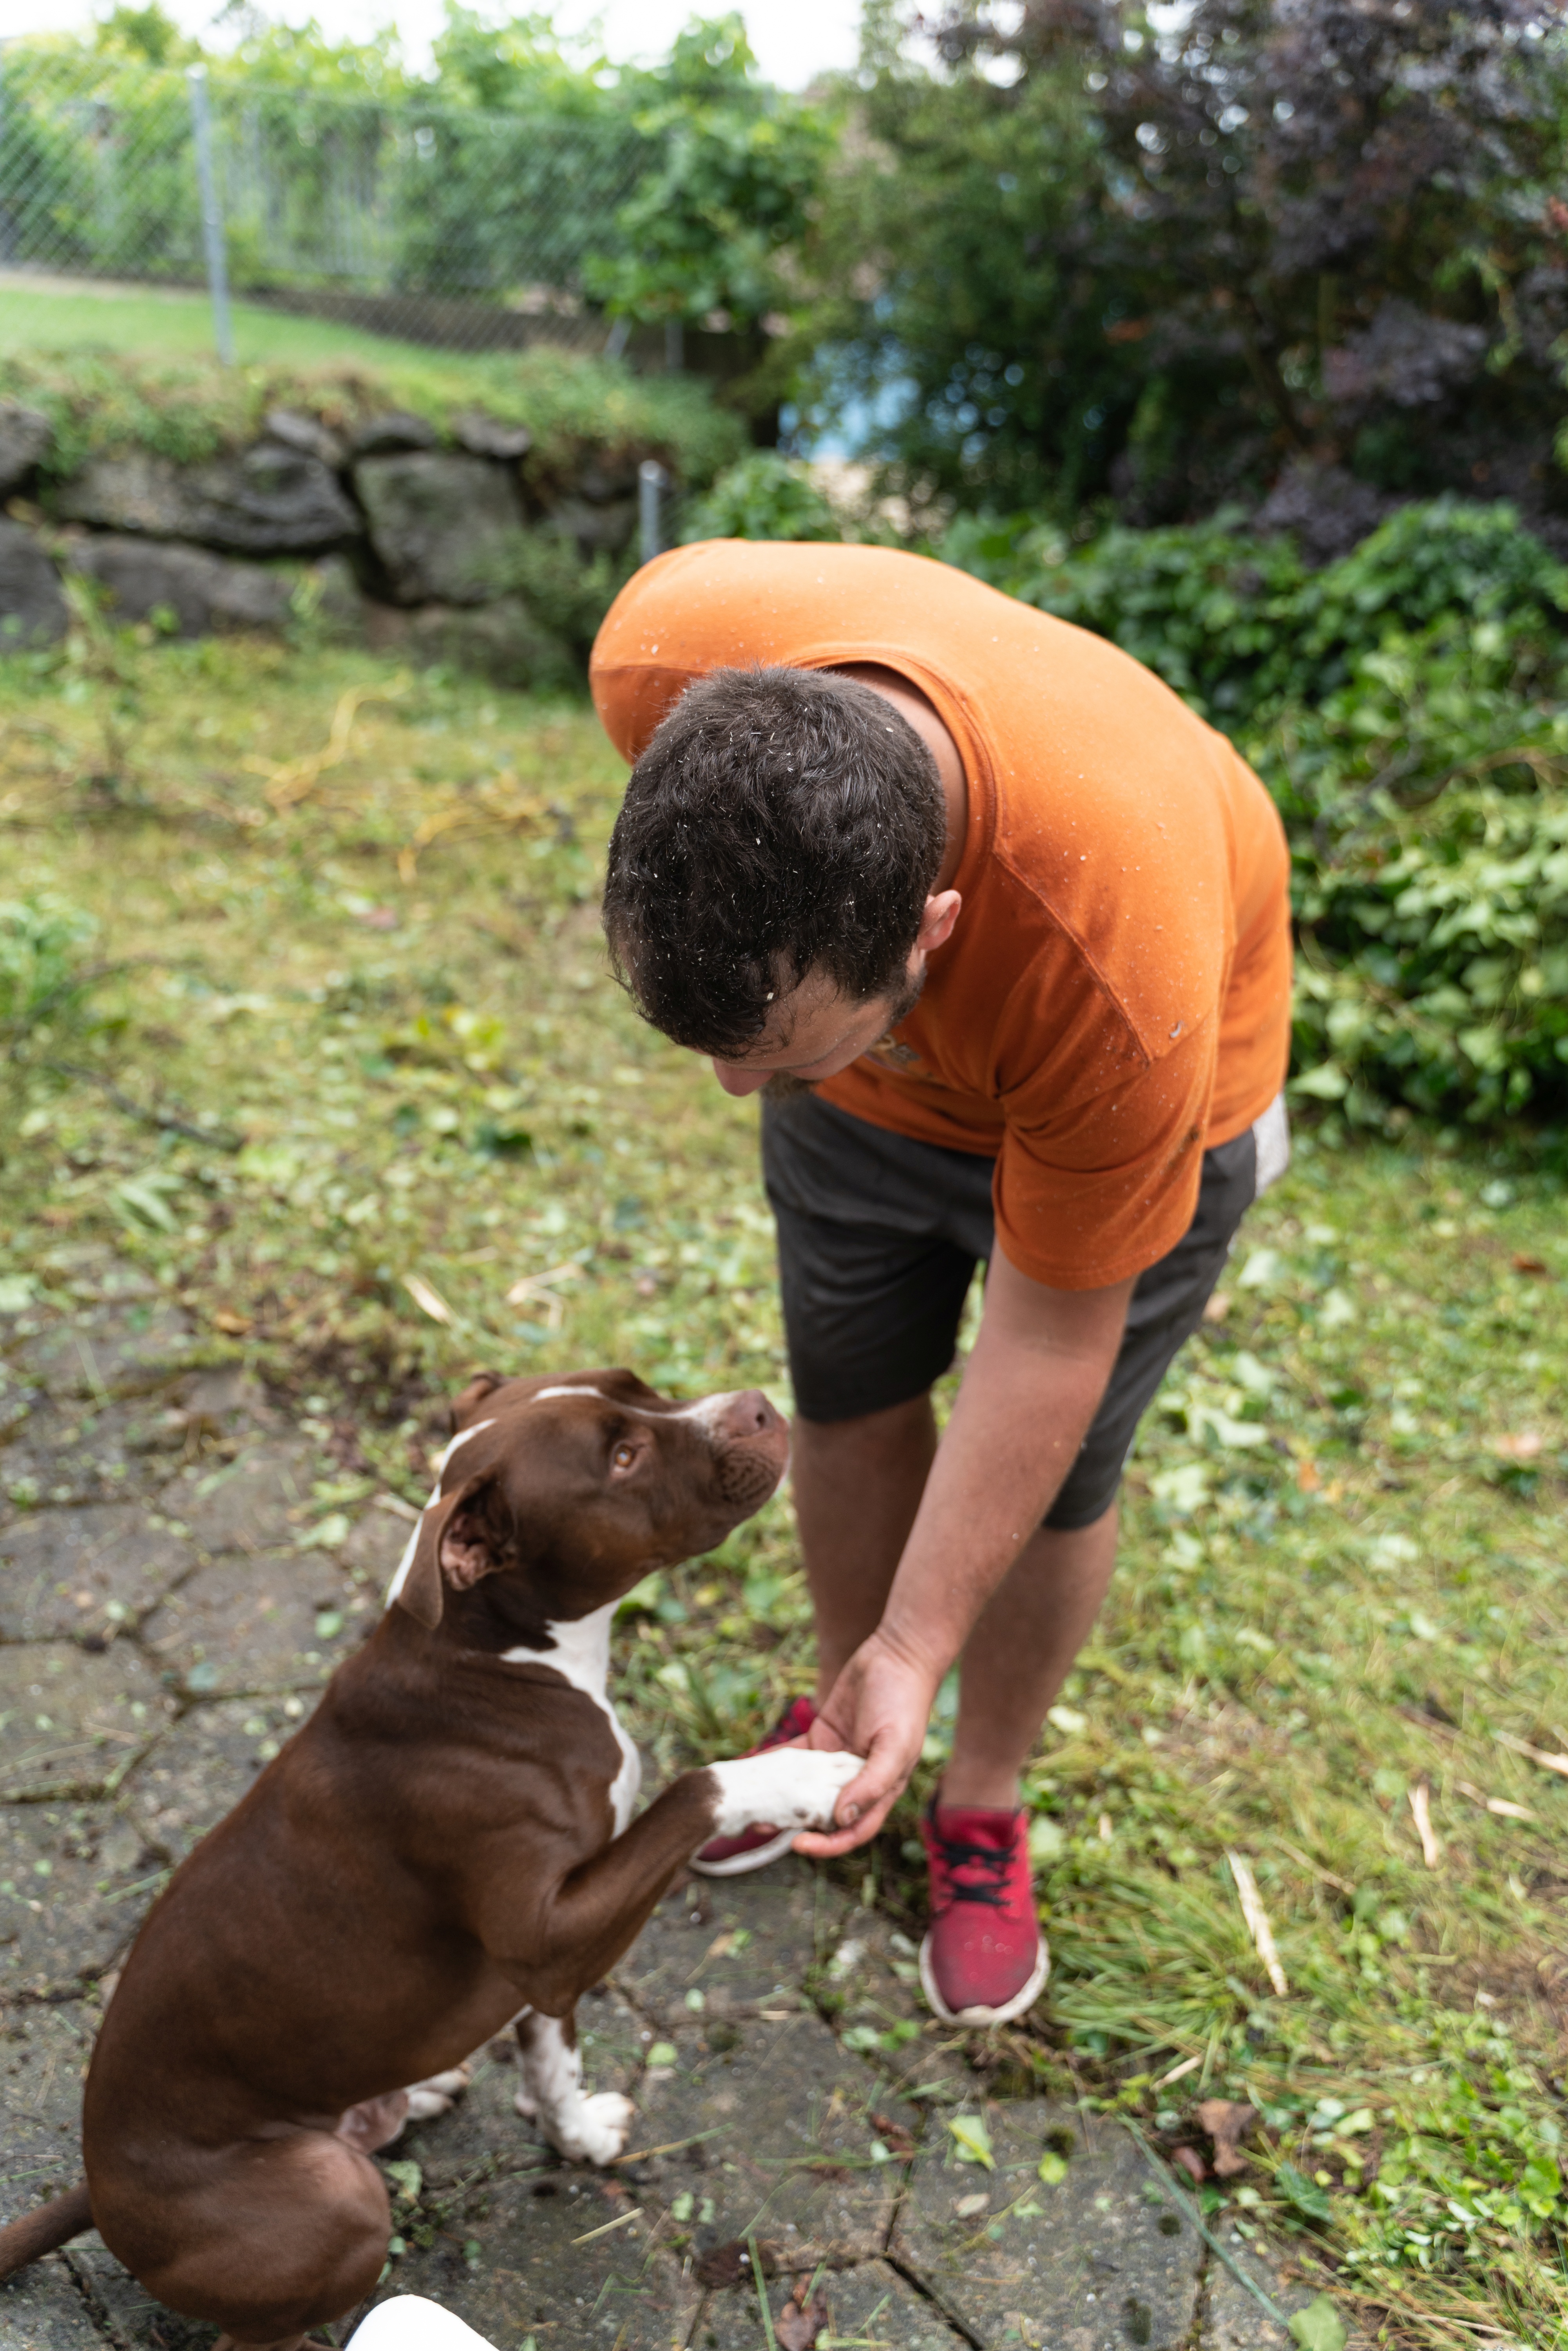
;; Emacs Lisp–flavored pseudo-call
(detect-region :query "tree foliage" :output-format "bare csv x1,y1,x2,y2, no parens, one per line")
803,0,1568,520
580,18,835,333
0,8,829,344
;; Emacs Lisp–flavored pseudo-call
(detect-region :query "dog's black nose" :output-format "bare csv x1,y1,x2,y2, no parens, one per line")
714,1389,784,1444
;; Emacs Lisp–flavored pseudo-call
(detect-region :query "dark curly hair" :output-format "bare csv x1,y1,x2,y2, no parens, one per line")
601,665,946,1058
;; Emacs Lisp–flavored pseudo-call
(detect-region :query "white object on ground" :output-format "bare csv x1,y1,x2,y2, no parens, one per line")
349,2295,500,2351
1226,1850,1289,1998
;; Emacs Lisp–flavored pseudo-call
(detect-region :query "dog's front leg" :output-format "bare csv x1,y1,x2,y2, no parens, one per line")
514,2009,634,2166
485,1747,865,2013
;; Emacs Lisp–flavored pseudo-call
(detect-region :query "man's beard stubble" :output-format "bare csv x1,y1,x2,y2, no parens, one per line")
762,964,927,1103
762,1069,815,1102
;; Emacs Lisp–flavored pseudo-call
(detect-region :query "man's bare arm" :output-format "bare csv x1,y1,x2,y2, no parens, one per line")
795,1250,1133,1856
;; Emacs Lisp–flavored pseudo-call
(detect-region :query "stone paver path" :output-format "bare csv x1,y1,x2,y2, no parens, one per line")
2,1273,1335,2351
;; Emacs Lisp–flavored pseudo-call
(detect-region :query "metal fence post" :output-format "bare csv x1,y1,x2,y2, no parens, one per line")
186,66,235,366
638,460,668,565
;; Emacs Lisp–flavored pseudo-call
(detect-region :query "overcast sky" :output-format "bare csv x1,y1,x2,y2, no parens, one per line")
4,0,867,87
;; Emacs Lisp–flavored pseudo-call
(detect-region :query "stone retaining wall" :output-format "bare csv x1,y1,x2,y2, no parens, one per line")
0,395,659,689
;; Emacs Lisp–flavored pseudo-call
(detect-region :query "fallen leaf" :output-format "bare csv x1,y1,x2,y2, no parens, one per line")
1037,2149,1068,2185
1296,1458,1322,1494
1276,2161,1333,2223
1512,1252,1550,1276
212,1307,251,1335
1287,2295,1346,2351
948,2114,994,2169
1194,2098,1257,2178
1171,2145,1206,2185
775,2284,831,2351
1492,1431,1543,1460
1237,1246,1283,1290
953,2190,990,2217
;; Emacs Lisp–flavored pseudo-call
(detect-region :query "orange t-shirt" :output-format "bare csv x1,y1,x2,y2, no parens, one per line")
590,541,1292,1290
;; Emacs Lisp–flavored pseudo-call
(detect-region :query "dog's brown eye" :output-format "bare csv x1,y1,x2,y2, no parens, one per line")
611,1441,637,1472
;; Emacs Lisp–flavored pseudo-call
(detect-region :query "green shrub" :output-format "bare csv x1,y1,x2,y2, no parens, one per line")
945,498,1568,727
502,533,634,661
1291,755,1568,1127
944,501,1568,1129
680,449,842,543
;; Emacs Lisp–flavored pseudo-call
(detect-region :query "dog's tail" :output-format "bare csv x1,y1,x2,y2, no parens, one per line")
0,2181,94,2279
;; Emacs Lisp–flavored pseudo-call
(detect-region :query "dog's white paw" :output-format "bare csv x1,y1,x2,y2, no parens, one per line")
404,2062,472,2121
706,1746,864,1841
549,2090,636,2168
513,2085,539,2121
424,2065,473,2097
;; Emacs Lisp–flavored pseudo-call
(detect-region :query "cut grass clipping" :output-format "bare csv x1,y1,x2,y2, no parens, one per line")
1,632,1565,2348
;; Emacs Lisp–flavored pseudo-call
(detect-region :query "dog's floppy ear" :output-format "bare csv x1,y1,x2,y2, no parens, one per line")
395,1474,490,1630
451,1371,505,1431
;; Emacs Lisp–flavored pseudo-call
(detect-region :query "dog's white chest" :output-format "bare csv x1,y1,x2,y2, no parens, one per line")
502,1605,640,1835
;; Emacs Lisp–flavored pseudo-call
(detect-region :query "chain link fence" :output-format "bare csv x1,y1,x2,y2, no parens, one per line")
0,41,657,356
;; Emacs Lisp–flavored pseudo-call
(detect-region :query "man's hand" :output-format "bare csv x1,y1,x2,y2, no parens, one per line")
790,1630,940,1858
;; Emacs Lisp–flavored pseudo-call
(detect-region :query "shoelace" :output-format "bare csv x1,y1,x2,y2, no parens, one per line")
927,1817,1018,1913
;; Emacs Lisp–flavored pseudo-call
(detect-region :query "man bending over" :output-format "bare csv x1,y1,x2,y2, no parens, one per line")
590,541,1292,2027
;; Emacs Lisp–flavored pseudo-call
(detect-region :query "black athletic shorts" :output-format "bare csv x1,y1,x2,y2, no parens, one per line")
760,1090,1288,1532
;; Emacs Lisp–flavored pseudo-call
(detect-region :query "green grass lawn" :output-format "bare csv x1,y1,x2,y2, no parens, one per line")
2,629,1565,2347
0,274,561,375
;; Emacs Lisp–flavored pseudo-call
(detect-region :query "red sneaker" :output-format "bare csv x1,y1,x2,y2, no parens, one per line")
918,1792,1050,2027
689,1695,820,1877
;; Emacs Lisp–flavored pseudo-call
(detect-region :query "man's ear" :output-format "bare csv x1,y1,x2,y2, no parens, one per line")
395,1474,498,1630
917,888,961,956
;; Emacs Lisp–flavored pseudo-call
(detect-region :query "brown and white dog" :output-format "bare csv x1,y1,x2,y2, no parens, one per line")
0,1368,862,2351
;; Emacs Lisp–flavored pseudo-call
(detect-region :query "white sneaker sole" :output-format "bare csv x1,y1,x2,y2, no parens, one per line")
918,1931,1050,2028
688,1823,800,1879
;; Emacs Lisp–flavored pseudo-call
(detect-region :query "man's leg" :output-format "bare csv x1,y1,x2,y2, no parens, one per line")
915,1121,1273,2020
793,1402,1118,1791
943,1504,1118,1811
791,1395,938,1695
